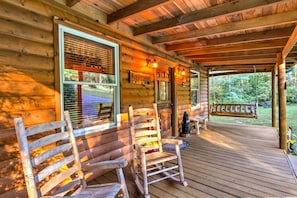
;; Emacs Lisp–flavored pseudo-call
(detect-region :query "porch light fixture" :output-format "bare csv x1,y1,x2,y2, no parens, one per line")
146,56,158,68
177,67,186,87
177,67,186,76
181,69,185,76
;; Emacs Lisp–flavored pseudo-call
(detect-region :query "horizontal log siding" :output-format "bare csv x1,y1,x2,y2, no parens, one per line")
0,0,55,130
0,0,194,197
120,46,156,112
0,1,55,197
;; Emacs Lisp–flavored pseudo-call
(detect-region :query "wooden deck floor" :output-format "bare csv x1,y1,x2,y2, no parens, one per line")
95,122,297,197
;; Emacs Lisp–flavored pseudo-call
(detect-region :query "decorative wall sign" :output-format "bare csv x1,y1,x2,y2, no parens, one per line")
129,71,153,85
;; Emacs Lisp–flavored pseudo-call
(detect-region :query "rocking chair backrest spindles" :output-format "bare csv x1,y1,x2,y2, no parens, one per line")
14,113,84,197
14,111,129,198
129,105,163,153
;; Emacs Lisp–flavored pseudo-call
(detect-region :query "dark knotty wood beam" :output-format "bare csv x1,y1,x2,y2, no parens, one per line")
282,25,297,58
134,0,281,36
166,27,293,51
178,39,287,56
152,10,297,44
66,0,80,7
107,0,170,24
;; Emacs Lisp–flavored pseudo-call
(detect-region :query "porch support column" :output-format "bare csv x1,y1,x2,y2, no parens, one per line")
277,53,287,150
171,67,178,136
271,64,277,128
207,68,210,120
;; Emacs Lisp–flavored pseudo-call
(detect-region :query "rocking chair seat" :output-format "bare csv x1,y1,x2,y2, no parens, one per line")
75,183,121,197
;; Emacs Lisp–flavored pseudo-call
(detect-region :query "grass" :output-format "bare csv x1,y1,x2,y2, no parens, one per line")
210,104,297,136
83,86,113,98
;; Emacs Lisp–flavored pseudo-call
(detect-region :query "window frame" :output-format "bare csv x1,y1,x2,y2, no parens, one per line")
190,70,201,109
58,25,120,135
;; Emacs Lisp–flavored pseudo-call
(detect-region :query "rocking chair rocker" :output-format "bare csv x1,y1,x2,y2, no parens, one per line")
128,103,187,198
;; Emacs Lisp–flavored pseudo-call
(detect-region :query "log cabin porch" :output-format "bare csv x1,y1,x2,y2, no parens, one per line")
94,122,297,198
1,0,297,197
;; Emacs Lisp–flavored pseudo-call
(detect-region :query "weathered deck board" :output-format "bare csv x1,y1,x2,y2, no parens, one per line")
93,122,297,197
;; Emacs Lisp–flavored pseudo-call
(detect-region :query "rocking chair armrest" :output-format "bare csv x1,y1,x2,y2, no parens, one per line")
161,138,183,145
83,158,128,170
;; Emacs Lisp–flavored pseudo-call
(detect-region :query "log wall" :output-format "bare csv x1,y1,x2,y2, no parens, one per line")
177,68,209,127
0,0,207,196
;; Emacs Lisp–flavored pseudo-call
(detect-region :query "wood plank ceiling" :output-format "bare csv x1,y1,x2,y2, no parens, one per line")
64,0,297,73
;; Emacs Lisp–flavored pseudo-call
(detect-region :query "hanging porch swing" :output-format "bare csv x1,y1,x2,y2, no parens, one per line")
210,103,258,118
209,67,259,119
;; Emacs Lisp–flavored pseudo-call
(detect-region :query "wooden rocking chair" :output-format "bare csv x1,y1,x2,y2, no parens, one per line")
128,103,187,198
14,111,129,198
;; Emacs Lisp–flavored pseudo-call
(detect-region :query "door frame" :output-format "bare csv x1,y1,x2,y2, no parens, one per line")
155,67,177,136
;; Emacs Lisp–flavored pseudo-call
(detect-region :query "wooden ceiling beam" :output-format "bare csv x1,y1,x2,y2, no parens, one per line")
178,39,286,56
189,54,276,62
210,69,272,77
134,0,281,36
66,0,81,7
107,0,170,24
207,64,274,71
283,25,297,58
198,58,277,66
166,27,293,51
152,10,297,44
287,57,297,64
186,48,282,60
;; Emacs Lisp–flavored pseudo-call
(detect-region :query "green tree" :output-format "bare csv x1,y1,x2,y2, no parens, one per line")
210,72,271,106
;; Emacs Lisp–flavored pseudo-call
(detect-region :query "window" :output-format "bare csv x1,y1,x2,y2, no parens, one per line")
190,70,200,108
156,71,171,102
59,25,120,134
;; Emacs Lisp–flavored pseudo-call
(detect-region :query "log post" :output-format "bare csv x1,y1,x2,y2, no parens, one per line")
272,64,277,128
207,68,210,120
277,53,287,150
171,67,178,136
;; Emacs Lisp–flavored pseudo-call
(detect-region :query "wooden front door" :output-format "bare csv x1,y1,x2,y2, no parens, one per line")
156,67,175,137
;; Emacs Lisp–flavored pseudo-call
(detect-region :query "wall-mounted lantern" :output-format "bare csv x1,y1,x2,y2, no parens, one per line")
176,67,186,87
146,56,158,68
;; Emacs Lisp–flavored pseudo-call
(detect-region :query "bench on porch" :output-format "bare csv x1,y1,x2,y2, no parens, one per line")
190,115,208,135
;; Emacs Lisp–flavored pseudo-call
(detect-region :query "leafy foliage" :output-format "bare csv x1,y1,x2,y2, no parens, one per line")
210,73,271,106
210,68,297,106
287,87,297,104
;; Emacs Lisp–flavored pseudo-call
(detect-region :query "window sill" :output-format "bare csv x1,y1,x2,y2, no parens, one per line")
73,122,118,138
